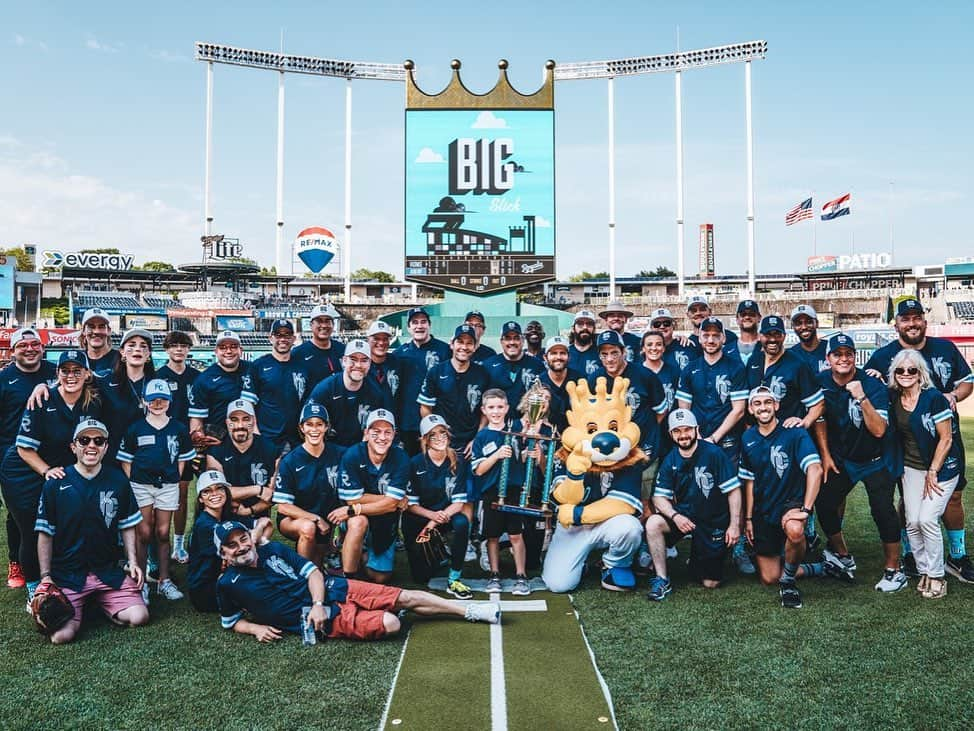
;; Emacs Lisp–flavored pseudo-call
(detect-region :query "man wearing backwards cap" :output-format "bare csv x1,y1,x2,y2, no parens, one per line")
78,307,120,379
463,310,496,365
788,305,830,375
292,304,345,387
814,334,905,589
483,321,545,409
865,298,974,582
214,519,500,643
645,409,742,601
599,302,641,363
686,295,739,358
308,339,393,448
34,418,148,644
735,299,762,365
188,331,253,445
395,307,451,456
241,319,309,451
568,309,600,377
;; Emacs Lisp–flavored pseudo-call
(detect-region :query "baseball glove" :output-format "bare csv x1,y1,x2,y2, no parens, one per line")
31,581,74,635
190,429,223,450
416,527,449,569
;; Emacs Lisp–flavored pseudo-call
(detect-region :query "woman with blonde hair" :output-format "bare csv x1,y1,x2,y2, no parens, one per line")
888,349,960,599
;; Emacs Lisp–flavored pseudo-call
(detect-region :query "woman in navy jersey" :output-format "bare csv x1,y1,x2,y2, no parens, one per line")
100,329,156,460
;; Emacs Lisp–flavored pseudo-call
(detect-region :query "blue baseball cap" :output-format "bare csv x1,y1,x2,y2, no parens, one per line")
58,350,89,370
737,299,760,315
464,310,486,324
407,307,430,323
213,520,249,550
299,401,329,424
699,316,724,332
828,333,857,355
270,319,294,334
501,321,522,336
759,316,786,335
896,299,924,318
596,330,625,349
144,379,172,402
453,324,477,341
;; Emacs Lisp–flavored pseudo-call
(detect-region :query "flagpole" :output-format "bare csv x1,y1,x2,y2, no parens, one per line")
811,191,816,256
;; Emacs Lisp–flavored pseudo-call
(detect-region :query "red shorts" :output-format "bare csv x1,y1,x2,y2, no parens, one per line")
327,579,402,641
61,575,144,625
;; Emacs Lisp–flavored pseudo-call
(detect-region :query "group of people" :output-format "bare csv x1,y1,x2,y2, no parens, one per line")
0,294,970,644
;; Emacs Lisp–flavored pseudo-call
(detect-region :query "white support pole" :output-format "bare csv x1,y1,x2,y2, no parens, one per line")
343,79,353,303
204,61,214,237
675,69,685,298
607,77,616,301
744,60,756,296
275,71,286,280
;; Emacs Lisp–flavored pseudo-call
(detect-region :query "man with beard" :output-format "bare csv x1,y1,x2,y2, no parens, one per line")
78,308,120,379
395,308,451,455
816,334,906,590
484,321,545,409
568,310,600,377
308,340,393,448
214,521,500,643
740,387,824,608
524,320,546,358
686,295,739,358
645,409,742,600
188,331,253,443
364,321,403,422
539,336,584,436
206,400,278,519
464,310,496,365
599,302,641,363
649,308,696,374
292,305,345,389
788,305,830,374
735,300,762,365
241,320,309,451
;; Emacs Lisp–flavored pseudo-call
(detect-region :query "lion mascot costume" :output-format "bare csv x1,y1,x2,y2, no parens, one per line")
541,376,647,592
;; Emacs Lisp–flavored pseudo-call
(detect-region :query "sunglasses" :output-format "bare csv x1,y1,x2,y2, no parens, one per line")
651,320,674,328
894,367,919,376
76,435,108,447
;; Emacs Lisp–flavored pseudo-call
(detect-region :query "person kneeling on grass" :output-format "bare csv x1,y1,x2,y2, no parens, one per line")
215,521,501,642
34,419,148,644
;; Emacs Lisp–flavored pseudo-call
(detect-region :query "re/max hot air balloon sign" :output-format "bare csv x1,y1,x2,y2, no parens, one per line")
295,226,340,273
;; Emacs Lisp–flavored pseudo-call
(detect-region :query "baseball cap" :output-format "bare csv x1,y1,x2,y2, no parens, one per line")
596,331,625,349
73,418,109,440
226,398,256,418
420,413,449,437
501,321,522,336
344,338,371,358
366,408,396,430
144,379,172,402
58,350,89,370
366,321,393,338
81,308,110,327
649,308,673,324
748,385,780,403
196,469,230,495
827,333,857,355
270,318,294,334
759,316,786,335
309,304,338,321
668,408,699,431
213,520,249,550
699,316,724,332
544,335,570,353
299,401,329,424
10,327,40,348
790,304,817,322
464,310,486,324
215,330,241,346
120,328,153,348
573,309,597,324
737,299,760,315
686,294,709,309
406,307,430,323
599,302,634,319
453,324,477,341
896,298,924,318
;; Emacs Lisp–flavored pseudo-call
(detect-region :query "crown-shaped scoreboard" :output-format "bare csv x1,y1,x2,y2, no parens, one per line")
404,60,556,296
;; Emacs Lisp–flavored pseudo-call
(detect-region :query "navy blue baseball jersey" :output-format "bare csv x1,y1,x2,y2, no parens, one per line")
187,361,252,431
418,360,490,445
689,328,739,359
552,461,645,515
483,353,545,409
619,331,642,363
890,387,960,482
646,360,680,457
471,422,526,496
663,340,698,373
789,340,830,375
655,440,741,528
739,423,821,523
34,464,142,591
307,373,394,447
676,355,748,439
292,339,345,390
588,364,668,460
208,434,280,500
241,354,310,448
539,368,585,435
366,353,404,407
87,349,120,381
396,338,452,432
187,510,253,593
98,375,149,455
407,452,469,510
339,442,410,554
568,345,601,379
745,350,824,422
117,417,195,484
155,363,200,424
271,442,345,517
865,337,974,393
0,360,57,451
472,343,497,366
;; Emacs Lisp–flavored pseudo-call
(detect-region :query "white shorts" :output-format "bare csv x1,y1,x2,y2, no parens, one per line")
131,482,180,511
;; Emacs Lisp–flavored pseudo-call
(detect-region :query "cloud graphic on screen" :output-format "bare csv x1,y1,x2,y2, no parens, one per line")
415,147,445,163
472,111,507,129
535,216,552,228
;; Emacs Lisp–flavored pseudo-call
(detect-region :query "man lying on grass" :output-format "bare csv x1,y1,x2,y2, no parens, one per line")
214,521,501,642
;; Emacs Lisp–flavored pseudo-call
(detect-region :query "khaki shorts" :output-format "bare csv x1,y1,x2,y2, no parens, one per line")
641,460,661,501
131,482,180,511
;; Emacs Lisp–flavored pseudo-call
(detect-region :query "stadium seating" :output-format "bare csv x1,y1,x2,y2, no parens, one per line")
950,301,974,320
142,295,180,309
76,293,142,310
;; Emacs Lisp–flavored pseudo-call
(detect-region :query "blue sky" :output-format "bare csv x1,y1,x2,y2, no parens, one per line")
2,1,971,280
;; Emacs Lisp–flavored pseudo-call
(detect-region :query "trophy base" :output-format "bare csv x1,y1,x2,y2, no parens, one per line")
491,501,552,518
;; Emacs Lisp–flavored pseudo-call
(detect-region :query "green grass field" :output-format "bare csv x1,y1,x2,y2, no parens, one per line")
1,422,973,730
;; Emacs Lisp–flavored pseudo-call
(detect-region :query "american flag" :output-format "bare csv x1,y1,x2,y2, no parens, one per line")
785,197,814,226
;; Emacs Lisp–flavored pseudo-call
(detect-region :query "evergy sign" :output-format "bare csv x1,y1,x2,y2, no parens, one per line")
41,250,135,270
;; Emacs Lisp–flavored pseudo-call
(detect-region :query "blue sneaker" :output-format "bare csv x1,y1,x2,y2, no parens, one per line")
600,566,636,591
647,576,672,601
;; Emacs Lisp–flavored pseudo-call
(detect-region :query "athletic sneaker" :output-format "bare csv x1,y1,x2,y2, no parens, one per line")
646,576,672,602
447,579,474,600
485,573,503,593
465,542,478,563
779,581,803,609
479,541,491,573
7,562,25,589
171,546,189,565
823,549,856,581
733,550,756,576
945,555,974,584
874,569,908,593
666,546,679,560
900,553,919,578
464,602,501,624
512,575,531,596
158,579,184,601
141,583,151,606
600,566,636,592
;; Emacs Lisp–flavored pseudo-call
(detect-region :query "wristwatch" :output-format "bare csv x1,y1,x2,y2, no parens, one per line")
346,505,355,518
799,506,813,514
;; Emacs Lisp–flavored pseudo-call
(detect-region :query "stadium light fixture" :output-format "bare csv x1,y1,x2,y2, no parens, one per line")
554,41,767,80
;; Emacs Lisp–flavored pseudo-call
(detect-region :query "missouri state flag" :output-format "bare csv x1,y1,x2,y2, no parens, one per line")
821,193,851,221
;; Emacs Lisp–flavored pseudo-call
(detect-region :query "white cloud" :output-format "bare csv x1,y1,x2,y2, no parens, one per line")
86,37,120,53
150,49,188,63
472,111,507,129
414,147,444,164
14,34,25,46
534,216,552,228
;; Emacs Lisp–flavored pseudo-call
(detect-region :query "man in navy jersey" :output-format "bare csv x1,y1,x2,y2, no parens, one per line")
735,300,762,365
599,302,641,363
484,321,545,409
524,320,546,359
241,319,308,451
395,307,451,455
188,331,252,443
308,339,392,448
645,409,742,600
333,409,410,583
539,336,584,436
206,400,279,519
788,305,830,375
292,304,345,389
865,298,974,582
365,320,403,421
740,387,824,608
568,310,600,377
34,419,148,644
816,334,907,590
686,295,739,358
464,310,497,365
78,308,120,379
418,325,489,453
0,328,56,589
649,308,696,373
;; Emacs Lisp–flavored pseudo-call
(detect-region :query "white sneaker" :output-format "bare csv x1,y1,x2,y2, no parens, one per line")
171,546,189,564
637,549,653,568
465,542,478,563
874,569,908,593
465,602,501,624
141,584,151,606
479,541,491,573
157,579,184,601
666,546,678,560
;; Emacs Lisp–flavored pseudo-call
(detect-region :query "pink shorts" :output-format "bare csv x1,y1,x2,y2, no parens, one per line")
61,574,145,624
328,579,402,641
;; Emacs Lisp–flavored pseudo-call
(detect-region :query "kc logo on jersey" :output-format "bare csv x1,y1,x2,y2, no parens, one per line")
674,350,690,371
99,491,118,529
715,375,730,404
266,556,298,581
251,462,269,487
599,472,614,496
293,372,307,401
357,404,371,429
695,467,714,498
585,359,600,376
848,397,863,429
466,384,482,413
931,357,951,388
922,412,936,437
769,445,790,478
768,376,786,400
377,473,392,495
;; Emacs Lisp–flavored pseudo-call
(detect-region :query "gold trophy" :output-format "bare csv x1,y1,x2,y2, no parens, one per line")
494,380,558,516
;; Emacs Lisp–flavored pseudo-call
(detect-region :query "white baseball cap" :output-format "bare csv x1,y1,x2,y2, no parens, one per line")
790,304,818,322
649,308,673,323
366,409,396,430
667,409,699,431
226,398,255,418
686,295,709,309
310,304,339,321
196,469,230,495
544,335,570,353
420,414,449,436
120,328,153,348
344,338,371,358
73,418,109,440
10,327,40,348
144,379,172,402
366,321,393,337
215,330,241,346
81,308,110,327
573,310,597,324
